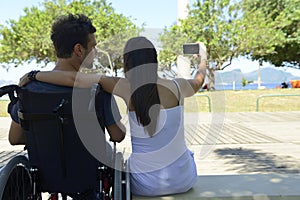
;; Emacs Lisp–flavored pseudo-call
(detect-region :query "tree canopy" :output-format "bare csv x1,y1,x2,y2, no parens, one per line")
241,0,300,69
159,0,243,89
159,0,243,71
0,0,140,70
159,0,300,88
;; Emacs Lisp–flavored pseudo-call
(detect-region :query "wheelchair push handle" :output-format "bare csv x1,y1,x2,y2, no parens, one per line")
88,83,104,112
0,85,20,114
0,84,19,101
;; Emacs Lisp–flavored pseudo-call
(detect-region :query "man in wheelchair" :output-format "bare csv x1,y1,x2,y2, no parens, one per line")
9,13,126,147
0,13,130,200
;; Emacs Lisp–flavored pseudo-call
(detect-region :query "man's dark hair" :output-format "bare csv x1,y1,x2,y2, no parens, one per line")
51,13,96,58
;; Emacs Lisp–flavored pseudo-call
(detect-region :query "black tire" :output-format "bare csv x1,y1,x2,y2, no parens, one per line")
0,155,32,200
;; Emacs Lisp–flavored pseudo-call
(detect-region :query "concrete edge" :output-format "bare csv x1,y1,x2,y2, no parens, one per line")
133,174,300,200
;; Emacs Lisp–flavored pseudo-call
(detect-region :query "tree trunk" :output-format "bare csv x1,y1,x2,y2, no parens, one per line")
257,60,262,89
114,66,118,77
207,67,215,91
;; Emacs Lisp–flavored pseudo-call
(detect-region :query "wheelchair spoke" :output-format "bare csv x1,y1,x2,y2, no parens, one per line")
3,165,32,200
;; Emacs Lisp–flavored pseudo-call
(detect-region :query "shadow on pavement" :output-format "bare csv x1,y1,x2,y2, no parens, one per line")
214,147,300,174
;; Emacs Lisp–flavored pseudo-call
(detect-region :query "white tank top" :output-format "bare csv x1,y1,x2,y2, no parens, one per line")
128,80,197,196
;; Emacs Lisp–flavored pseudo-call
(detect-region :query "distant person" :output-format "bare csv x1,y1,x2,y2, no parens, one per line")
201,83,208,91
281,82,288,88
19,37,207,196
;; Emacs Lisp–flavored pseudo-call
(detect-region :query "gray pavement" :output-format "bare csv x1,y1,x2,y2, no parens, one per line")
0,117,25,167
117,111,300,175
1,112,300,199
1,111,300,174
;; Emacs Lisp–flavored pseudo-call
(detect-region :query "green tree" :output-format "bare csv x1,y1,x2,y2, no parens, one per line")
159,0,296,89
241,77,247,87
241,77,253,87
240,0,300,69
158,26,189,75
160,0,243,90
0,0,140,73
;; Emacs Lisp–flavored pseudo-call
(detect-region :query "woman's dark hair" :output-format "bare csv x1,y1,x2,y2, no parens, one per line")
51,13,96,58
123,37,160,136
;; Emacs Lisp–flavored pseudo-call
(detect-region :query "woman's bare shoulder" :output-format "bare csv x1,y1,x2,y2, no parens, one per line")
157,78,181,108
159,78,196,98
157,78,187,90
157,78,174,87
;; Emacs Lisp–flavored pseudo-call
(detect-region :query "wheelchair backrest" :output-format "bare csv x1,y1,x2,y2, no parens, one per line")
16,85,108,193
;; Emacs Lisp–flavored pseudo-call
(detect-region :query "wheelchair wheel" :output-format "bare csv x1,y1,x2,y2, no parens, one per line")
114,152,123,200
113,153,131,200
0,155,32,200
121,160,131,200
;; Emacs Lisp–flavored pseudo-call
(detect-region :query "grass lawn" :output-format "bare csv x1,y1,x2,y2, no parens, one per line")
184,88,300,112
0,100,9,117
1,88,300,116
115,88,300,113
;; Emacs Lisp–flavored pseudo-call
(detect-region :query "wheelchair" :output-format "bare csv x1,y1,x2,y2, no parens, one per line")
0,84,131,200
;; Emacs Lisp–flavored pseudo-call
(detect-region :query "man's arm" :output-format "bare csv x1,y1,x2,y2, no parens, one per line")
106,121,126,143
9,120,26,145
8,101,26,145
100,91,126,143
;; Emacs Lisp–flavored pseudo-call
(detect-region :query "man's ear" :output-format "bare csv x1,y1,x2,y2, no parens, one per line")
74,43,83,57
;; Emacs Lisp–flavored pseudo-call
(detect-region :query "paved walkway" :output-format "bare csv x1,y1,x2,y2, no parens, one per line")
117,111,300,175
1,111,300,175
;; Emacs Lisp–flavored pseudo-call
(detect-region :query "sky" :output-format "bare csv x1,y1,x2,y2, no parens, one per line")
0,0,300,83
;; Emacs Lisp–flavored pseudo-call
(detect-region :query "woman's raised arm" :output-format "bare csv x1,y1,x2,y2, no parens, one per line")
177,42,207,98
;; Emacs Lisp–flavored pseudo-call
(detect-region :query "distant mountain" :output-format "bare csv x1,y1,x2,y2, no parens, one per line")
215,69,244,84
215,67,300,84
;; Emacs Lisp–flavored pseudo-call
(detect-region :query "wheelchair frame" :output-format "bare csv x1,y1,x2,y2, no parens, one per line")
0,84,131,200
